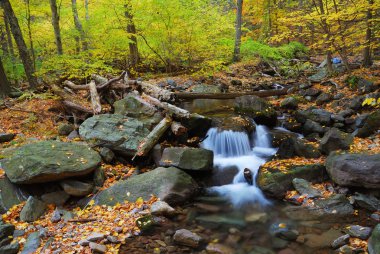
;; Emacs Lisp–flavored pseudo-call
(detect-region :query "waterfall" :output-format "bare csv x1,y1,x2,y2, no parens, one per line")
202,125,277,207
201,128,251,157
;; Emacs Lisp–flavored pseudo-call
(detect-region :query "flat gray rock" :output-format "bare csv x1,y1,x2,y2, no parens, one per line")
159,147,213,171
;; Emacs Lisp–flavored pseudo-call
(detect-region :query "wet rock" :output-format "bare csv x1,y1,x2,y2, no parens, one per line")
0,224,14,240
326,152,380,189
313,194,354,217
269,223,299,241
173,229,202,248
331,234,350,249
20,196,46,222
331,114,345,123
99,147,115,163
319,128,353,155
21,232,40,254
352,192,380,212
41,191,70,206
368,224,380,254
234,95,277,126
60,180,94,197
150,201,175,216
57,123,74,136
345,225,372,240
0,177,27,213
93,168,105,187
303,119,325,135
339,245,354,254
206,243,234,254
272,237,288,249
160,147,213,171
303,88,321,97
79,114,151,157
244,212,268,223
0,133,15,143
50,209,61,223
87,232,105,242
67,130,79,140
276,136,321,159
1,141,101,184
196,214,246,228
316,93,333,105
356,111,380,138
257,164,327,198
292,178,322,198
304,229,342,249
0,242,19,254
296,109,332,125
280,97,299,109
94,167,198,206
89,242,107,253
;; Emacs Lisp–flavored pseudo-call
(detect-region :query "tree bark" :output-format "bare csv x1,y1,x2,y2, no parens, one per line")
49,0,63,55
0,56,11,98
25,0,35,69
233,0,243,62
363,0,374,67
85,0,90,20
0,24,9,55
88,80,101,114
71,0,88,51
125,1,139,68
3,14,14,57
1,0,38,88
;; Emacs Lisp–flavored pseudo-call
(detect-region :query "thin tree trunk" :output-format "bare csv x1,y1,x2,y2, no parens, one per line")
1,0,38,88
85,0,89,20
363,0,374,67
25,0,35,69
326,50,333,73
71,0,88,51
0,25,9,55
125,1,139,68
49,0,63,55
3,14,14,57
0,56,11,98
233,0,243,62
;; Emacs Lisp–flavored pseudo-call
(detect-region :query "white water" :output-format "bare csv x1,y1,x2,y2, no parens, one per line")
201,125,277,208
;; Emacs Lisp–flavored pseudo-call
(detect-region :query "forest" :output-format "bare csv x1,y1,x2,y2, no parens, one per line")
0,0,380,254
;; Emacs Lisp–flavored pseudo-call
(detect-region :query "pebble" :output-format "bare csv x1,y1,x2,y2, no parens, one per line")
173,229,202,248
89,242,107,253
87,232,105,242
50,209,61,223
206,243,234,254
346,225,372,240
150,201,176,216
113,227,123,233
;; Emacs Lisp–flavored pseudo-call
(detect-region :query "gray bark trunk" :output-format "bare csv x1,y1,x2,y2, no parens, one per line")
125,1,139,67
233,0,243,62
1,0,38,88
49,0,63,55
25,0,35,69
3,14,14,57
363,0,374,67
71,0,88,51
85,0,90,20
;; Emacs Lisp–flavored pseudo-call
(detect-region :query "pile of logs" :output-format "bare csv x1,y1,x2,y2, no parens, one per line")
53,71,288,159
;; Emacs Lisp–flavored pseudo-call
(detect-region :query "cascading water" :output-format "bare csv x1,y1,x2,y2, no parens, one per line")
201,125,277,208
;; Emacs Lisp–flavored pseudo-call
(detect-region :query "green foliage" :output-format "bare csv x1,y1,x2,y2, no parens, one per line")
240,40,308,61
345,76,361,90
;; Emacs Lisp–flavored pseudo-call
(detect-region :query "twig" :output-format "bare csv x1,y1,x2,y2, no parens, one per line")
68,218,97,223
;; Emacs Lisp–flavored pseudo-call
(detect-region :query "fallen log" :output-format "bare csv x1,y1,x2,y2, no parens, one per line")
127,80,174,102
133,116,172,160
91,74,108,85
141,93,190,118
52,85,93,115
171,121,187,136
175,88,289,100
89,81,101,114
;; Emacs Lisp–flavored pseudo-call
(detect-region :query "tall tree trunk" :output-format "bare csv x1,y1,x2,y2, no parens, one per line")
85,0,89,20
71,0,88,51
326,50,333,73
49,0,63,55
4,14,14,57
25,0,35,69
233,0,243,62
1,0,38,88
0,56,11,98
363,0,374,67
0,24,9,55
125,1,139,68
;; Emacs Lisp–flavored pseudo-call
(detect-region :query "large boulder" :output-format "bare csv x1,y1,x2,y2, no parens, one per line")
94,167,198,206
319,128,353,155
276,136,321,159
1,141,101,184
0,177,27,213
79,114,150,156
295,109,332,126
326,152,380,188
356,111,380,138
113,95,162,129
257,164,327,198
234,95,277,126
368,224,380,254
20,196,46,222
159,147,213,171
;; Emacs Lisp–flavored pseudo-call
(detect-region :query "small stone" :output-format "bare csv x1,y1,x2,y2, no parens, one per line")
99,147,115,163
106,236,120,244
50,209,61,223
353,193,380,212
87,232,105,242
346,225,372,240
89,242,106,253
331,234,350,249
60,180,94,197
67,130,79,140
13,230,25,237
173,229,202,248
58,123,74,136
20,196,46,222
244,212,268,223
0,133,16,143
370,213,380,222
78,239,90,246
150,201,175,216
206,243,234,254
93,168,106,187
21,232,40,254
113,227,123,234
